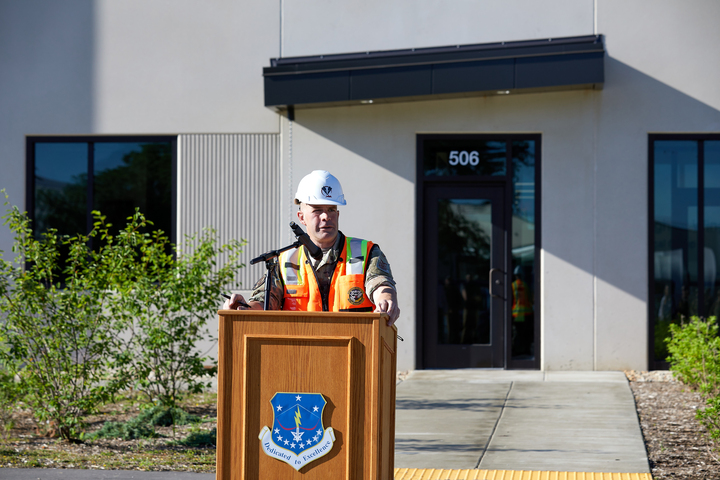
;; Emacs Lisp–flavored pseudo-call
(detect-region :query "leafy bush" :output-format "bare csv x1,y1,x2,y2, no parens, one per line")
666,316,720,440
667,316,720,394
90,405,201,440
0,196,245,440
0,364,21,439
173,427,217,447
107,211,245,408
135,405,200,427
0,202,131,440
90,417,158,440
697,395,720,441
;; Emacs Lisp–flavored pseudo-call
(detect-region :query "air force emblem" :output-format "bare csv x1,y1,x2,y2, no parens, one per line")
258,392,335,471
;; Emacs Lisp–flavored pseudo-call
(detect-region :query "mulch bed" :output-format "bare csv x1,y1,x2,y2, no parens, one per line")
0,395,218,472
2,372,720,478
627,370,720,479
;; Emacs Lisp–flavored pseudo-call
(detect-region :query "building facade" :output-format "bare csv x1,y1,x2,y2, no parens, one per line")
2,0,719,372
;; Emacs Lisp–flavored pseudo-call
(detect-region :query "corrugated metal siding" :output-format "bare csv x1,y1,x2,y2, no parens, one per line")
178,134,281,290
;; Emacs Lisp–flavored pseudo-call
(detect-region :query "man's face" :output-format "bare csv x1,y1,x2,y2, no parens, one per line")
298,203,339,248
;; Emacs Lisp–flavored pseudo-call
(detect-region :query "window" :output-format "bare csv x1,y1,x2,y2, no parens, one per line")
650,134,720,366
27,136,176,244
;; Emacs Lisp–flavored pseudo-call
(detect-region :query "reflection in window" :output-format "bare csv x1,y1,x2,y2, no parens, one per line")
437,199,491,345
511,140,536,359
93,143,173,238
651,138,720,363
31,138,174,248
35,143,88,238
704,141,720,320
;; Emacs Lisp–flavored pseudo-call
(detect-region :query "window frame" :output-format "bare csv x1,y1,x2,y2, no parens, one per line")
416,133,542,370
648,133,720,370
26,135,178,244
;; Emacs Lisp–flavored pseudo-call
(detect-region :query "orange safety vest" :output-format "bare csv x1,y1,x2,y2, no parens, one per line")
511,277,533,322
279,236,376,312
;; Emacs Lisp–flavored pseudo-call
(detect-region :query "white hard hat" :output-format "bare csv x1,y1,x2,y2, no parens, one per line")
294,170,347,206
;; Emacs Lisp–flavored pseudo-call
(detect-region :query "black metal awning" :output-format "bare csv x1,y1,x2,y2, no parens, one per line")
263,35,604,112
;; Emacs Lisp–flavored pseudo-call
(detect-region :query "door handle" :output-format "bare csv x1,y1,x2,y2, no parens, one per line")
489,268,505,299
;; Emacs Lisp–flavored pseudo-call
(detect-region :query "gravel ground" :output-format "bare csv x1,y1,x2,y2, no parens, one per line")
627,370,720,479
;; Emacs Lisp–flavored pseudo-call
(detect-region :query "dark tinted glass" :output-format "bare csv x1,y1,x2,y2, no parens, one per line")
424,139,506,176
93,142,172,236
437,198,492,345
704,141,720,320
511,140,536,359
34,143,88,238
653,140,699,362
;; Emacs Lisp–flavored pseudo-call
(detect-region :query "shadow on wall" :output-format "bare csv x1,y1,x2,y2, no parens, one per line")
285,57,720,305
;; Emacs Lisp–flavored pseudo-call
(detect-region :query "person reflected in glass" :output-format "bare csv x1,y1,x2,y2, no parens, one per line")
658,284,673,323
708,288,720,320
511,266,534,357
677,284,690,321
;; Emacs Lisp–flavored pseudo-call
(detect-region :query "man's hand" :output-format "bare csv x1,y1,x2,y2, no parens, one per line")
222,293,263,310
373,287,400,326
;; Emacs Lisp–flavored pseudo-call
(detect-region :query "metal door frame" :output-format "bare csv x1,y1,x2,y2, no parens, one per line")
422,184,507,368
416,133,542,370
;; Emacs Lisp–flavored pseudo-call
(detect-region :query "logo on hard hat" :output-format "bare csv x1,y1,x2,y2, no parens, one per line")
321,186,332,198
348,287,364,305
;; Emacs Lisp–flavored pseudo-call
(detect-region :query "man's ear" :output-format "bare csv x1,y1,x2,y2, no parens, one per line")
297,208,306,226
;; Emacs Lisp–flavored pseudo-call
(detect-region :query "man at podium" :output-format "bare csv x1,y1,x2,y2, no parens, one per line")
223,170,400,326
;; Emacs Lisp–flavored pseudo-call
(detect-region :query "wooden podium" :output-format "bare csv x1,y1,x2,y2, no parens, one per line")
216,310,397,479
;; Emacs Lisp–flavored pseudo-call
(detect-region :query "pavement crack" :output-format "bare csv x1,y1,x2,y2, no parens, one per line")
475,380,514,469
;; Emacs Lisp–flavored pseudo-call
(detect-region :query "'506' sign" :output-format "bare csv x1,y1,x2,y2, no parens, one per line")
448,150,480,166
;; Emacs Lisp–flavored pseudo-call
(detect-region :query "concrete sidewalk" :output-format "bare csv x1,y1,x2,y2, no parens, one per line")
394,369,650,474
2,370,650,479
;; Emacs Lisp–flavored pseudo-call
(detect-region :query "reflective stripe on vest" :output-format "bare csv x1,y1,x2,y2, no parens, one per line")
346,237,369,275
280,247,303,285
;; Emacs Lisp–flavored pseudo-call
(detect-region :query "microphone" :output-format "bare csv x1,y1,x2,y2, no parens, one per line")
290,222,323,260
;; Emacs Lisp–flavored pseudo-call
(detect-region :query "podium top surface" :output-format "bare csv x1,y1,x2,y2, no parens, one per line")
218,309,397,332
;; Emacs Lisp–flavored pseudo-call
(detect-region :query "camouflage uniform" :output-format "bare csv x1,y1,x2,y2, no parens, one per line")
248,231,396,310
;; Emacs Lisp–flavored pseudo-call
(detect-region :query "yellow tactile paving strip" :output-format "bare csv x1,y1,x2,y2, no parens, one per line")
393,469,652,480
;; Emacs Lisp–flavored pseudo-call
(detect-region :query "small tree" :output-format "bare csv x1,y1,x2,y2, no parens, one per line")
0,203,128,441
666,316,720,441
0,200,246,439
0,343,22,439
108,210,245,409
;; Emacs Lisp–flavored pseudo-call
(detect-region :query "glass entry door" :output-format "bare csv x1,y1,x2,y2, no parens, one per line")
422,185,506,368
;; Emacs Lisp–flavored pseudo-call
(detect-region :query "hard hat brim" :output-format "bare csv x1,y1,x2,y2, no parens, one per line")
295,197,346,206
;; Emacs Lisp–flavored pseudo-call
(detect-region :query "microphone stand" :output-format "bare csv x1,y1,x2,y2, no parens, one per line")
250,240,302,311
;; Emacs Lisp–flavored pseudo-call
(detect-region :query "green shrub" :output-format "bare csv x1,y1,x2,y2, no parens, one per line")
666,316,720,394
666,315,720,440
0,201,132,441
697,395,720,441
135,405,200,427
108,211,245,408
0,365,21,439
90,418,158,441
173,427,216,447
0,195,245,441
90,405,201,440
